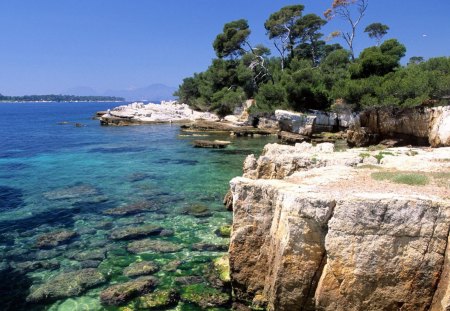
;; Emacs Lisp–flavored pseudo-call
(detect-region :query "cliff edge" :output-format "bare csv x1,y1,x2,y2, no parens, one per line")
229,143,450,310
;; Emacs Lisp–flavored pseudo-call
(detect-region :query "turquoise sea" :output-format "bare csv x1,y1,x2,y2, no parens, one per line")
0,102,276,311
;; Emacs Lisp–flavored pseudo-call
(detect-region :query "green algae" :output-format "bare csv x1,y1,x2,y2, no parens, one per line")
181,284,230,309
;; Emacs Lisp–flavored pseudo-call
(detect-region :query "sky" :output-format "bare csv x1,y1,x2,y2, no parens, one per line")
0,0,449,95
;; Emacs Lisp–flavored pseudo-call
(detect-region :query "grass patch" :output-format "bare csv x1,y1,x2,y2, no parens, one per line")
357,164,383,170
368,144,386,151
371,171,430,186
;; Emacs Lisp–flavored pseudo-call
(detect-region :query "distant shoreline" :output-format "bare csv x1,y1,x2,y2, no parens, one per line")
0,100,127,103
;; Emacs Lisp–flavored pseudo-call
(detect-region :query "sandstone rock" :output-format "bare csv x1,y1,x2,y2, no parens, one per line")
27,268,106,303
123,261,159,277
99,276,158,306
229,142,450,310
242,142,359,180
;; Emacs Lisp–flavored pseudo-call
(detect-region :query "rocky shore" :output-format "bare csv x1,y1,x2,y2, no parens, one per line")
228,142,450,310
98,101,219,126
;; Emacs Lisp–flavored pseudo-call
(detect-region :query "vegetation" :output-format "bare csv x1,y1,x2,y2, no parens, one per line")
0,94,124,102
371,171,430,186
176,1,450,117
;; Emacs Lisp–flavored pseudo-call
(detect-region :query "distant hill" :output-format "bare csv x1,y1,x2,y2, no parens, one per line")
103,84,177,102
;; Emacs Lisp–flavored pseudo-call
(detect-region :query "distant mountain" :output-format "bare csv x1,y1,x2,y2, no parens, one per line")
64,86,99,96
103,84,177,102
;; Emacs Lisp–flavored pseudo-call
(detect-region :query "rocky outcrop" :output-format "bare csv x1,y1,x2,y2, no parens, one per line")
275,110,356,137
99,101,219,126
348,106,450,147
229,143,450,310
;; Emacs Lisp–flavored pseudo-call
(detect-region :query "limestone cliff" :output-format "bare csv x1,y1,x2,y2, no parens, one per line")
347,106,450,147
229,143,450,310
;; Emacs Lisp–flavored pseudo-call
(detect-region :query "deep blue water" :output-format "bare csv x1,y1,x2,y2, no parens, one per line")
0,102,276,310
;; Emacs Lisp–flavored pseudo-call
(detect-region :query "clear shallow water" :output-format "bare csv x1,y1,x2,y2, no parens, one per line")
0,102,276,311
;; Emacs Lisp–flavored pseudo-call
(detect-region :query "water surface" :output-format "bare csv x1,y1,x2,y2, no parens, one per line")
0,102,276,310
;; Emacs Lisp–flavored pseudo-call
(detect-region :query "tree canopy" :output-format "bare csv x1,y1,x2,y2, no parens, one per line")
175,2,450,116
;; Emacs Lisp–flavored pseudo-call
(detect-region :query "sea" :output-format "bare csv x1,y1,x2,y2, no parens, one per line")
0,102,277,311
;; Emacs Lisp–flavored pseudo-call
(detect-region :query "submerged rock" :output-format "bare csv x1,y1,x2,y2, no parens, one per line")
67,249,106,261
12,259,60,273
123,261,159,277
216,225,232,237
109,225,163,240
183,204,212,218
127,239,183,254
99,276,158,306
43,184,100,200
214,255,230,283
35,230,77,249
103,201,160,216
192,140,231,148
180,284,230,309
191,243,228,252
27,268,106,303
134,289,180,309
175,276,204,285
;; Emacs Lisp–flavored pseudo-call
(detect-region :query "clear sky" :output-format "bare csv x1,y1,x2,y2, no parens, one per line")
1,0,449,95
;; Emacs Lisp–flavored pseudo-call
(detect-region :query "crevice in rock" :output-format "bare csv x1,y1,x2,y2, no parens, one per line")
427,207,450,311
301,251,327,311
300,199,336,311
404,205,441,308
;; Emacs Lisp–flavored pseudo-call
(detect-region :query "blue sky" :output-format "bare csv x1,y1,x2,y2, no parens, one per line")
1,0,449,95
